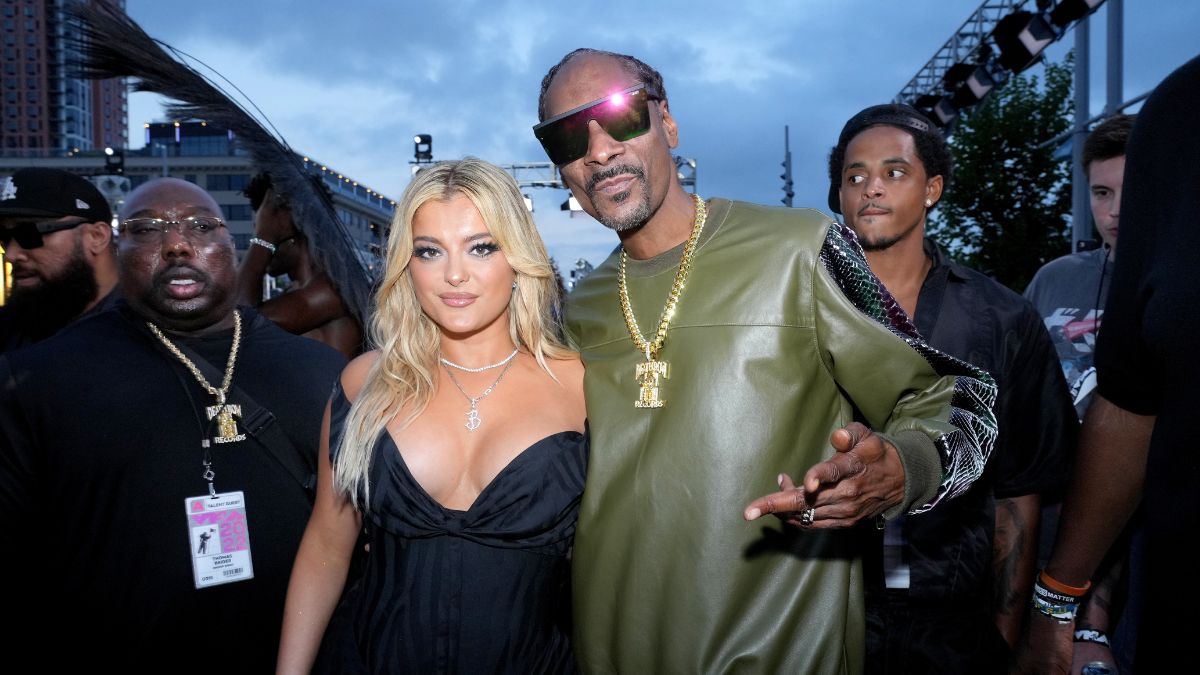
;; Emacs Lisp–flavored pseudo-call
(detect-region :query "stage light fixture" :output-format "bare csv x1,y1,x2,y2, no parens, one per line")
992,10,1057,73
914,93,942,111
413,134,433,162
950,66,996,108
942,63,976,92
1050,0,1104,28
931,98,959,128
103,147,125,175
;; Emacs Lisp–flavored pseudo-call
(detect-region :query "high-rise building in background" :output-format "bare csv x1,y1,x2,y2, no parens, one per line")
1,120,396,274
2,0,128,158
0,2,393,303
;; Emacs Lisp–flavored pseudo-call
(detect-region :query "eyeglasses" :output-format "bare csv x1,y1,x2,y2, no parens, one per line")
0,217,89,250
119,216,228,245
533,84,660,166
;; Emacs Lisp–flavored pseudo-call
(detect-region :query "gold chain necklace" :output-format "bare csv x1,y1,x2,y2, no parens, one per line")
147,311,246,444
618,193,707,409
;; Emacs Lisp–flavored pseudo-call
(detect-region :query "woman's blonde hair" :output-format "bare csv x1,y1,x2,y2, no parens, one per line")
333,157,571,507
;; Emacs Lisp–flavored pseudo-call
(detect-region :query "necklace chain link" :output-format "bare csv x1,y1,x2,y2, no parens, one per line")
147,311,242,401
618,193,707,359
442,353,518,432
148,311,246,447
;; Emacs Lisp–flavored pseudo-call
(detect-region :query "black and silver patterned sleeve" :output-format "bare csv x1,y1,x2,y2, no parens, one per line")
818,221,998,512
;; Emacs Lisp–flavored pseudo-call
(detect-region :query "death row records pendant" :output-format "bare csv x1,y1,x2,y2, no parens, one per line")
206,403,246,444
635,359,669,408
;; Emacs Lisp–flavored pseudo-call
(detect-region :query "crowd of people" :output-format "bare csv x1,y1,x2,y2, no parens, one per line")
0,45,1194,675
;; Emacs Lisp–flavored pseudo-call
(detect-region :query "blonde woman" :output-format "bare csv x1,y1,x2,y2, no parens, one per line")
278,158,586,674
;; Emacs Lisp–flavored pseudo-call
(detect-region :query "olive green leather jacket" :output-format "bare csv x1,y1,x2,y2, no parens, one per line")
565,199,997,674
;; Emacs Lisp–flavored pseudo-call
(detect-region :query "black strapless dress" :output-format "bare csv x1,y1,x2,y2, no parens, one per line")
317,382,587,674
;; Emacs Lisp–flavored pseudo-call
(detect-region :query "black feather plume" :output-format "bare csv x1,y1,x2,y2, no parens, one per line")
68,1,375,326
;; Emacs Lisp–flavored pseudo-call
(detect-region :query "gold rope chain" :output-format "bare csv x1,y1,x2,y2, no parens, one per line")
147,310,242,401
618,193,707,358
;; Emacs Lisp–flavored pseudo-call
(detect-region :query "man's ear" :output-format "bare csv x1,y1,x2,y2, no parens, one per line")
925,174,944,208
81,220,113,255
658,100,679,150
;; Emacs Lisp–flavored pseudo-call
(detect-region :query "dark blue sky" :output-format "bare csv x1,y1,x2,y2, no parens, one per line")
124,0,1199,267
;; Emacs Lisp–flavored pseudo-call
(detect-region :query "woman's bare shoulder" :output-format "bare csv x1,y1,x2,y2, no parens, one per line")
544,352,585,399
340,350,381,402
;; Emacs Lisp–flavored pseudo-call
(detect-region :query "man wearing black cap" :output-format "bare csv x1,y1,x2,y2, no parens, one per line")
829,104,1077,673
0,168,121,353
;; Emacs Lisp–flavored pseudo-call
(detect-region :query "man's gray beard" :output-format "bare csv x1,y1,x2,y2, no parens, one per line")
586,166,652,232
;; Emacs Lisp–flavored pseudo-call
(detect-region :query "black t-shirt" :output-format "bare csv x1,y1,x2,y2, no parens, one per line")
1095,55,1200,670
0,303,344,672
0,285,122,356
877,239,1076,603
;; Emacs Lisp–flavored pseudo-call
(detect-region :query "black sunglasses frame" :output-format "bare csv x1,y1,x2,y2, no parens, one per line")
533,84,662,166
0,217,90,250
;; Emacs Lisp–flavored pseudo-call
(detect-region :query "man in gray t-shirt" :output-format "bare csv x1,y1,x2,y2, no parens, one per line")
1024,247,1111,418
1025,114,1133,419
1023,112,1136,674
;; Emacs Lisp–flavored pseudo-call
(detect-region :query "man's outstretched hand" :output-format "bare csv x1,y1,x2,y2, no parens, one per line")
743,422,906,528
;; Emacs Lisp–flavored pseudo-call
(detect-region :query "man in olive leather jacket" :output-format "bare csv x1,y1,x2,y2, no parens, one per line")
534,48,998,674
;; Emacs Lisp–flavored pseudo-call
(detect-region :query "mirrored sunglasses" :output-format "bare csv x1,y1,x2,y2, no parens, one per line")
0,217,89,250
119,216,227,245
533,84,660,166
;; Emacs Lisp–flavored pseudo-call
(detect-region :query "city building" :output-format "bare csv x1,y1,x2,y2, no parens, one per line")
132,121,396,259
0,120,396,300
1,1,390,303
2,0,128,157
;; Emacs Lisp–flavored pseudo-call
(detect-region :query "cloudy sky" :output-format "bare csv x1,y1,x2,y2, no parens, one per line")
123,0,1198,268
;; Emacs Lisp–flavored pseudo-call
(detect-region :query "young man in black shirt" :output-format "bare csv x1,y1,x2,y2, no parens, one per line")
829,104,1077,673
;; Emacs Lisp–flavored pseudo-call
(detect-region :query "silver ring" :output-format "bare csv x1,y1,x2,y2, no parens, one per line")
800,507,815,527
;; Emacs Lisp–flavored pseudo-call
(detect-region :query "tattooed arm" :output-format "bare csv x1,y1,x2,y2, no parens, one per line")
994,493,1041,647
992,307,1074,648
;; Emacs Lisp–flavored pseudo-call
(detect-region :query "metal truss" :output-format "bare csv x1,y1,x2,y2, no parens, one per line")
501,162,566,189
894,0,1030,105
500,157,697,191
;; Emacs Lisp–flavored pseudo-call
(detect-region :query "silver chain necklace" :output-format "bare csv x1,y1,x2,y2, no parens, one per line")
442,355,517,431
440,348,519,373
